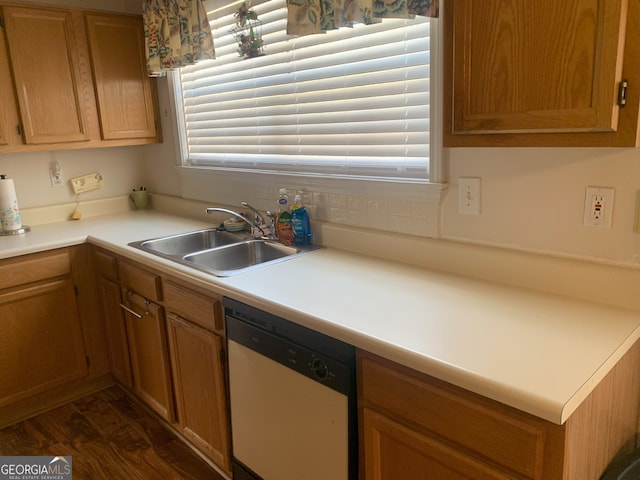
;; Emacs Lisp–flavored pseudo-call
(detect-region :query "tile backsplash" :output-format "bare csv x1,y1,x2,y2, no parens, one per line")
262,187,439,238
177,169,441,238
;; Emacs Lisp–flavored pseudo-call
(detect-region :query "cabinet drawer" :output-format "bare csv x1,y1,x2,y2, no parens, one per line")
93,248,119,280
119,260,161,301
163,280,222,332
358,352,564,479
0,250,70,290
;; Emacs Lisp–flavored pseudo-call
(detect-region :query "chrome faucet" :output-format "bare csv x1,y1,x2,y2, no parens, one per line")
206,204,272,239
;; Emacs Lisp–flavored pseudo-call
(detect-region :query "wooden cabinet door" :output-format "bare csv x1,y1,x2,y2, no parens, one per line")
445,0,634,146
358,351,566,479
167,313,231,474
123,291,174,421
0,278,88,407
362,408,513,480
0,26,21,146
97,276,132,388
85,14,157,140
2,6,89,144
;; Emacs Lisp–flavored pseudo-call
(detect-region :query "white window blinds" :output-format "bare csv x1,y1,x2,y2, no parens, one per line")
177,0,431,181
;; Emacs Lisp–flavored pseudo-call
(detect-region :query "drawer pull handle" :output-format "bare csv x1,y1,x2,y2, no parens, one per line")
119,303,144,318
120,289,152,318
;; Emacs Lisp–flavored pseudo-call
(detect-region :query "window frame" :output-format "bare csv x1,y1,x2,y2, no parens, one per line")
170,1,445,202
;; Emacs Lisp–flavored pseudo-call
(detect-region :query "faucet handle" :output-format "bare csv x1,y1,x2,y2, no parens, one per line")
241,202,264,224
264,211,277,239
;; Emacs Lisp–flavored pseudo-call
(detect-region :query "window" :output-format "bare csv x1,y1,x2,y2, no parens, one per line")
174,0,440,184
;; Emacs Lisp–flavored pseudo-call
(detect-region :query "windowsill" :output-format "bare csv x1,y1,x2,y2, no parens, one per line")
176,165,447,204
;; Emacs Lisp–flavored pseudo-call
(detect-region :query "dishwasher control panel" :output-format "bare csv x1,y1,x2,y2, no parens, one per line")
227,310,353,395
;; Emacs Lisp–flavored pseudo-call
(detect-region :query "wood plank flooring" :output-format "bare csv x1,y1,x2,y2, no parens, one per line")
0,386,226,480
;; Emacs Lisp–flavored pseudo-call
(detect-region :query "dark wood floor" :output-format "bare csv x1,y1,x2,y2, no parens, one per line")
0,386,226,480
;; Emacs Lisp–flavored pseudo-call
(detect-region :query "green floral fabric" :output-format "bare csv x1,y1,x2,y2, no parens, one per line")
287,0,438,35
143,0,215,76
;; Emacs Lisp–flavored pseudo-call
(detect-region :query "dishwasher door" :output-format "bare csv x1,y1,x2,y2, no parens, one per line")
225,298,356,480
229,340,349,480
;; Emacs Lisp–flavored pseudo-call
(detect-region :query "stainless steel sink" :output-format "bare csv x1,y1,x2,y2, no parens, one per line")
183,240,302,276
128,228,322,276
131,228,249,257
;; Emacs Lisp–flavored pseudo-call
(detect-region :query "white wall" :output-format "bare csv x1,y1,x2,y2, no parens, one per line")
444,148,640,266
0,148,147,208
145,76,640,267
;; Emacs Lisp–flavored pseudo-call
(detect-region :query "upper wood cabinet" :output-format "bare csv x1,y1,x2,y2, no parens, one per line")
0,4,161,152
444,0,640,147
85,14,157,140
2,6,89,144
0,22,20,146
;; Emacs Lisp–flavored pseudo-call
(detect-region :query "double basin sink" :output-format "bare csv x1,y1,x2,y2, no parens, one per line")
129,228,322,276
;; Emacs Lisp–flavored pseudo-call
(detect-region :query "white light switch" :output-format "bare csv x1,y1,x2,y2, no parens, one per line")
458,177,481,215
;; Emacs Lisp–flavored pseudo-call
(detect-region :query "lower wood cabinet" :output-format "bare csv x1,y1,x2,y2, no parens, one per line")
93,250,231,474
167,313,230,472
164,280,231,475
121,284,174,422
359,351,564,480
93,248,132,388
362,408,514,480
0,249,88,408
358,346,640,480
97,276,132,388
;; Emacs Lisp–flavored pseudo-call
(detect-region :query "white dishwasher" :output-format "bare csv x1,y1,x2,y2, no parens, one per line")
224,297,357,480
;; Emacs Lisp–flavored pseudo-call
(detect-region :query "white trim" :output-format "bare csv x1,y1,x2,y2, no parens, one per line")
428,8,444,184
168,71,189,166
176,165,446,203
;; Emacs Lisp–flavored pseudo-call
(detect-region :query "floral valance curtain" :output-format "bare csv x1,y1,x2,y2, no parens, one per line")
143,0,215,77
286,0,439,36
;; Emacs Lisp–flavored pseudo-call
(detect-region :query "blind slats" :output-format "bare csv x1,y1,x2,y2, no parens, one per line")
178,0,431,180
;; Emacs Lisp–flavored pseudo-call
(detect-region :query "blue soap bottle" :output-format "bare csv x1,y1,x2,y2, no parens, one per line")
290,194,311,245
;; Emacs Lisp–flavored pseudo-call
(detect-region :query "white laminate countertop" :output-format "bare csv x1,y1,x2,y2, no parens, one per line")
2,211,639,425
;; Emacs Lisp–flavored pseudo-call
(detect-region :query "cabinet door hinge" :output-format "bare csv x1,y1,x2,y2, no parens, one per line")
16,124,23,137
618,79,628,107
0,16,5,29
85,356,91,367
74,285,79,296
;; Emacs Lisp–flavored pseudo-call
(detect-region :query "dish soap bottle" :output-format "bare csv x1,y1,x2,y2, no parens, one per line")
290,193,311,245
276,188,294,244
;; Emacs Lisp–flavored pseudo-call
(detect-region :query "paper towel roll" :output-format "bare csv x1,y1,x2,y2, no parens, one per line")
0,175,22,231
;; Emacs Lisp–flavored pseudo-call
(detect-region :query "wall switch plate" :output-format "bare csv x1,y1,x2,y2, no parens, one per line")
458,177,481,215
70,172,103,194
583,186,614,228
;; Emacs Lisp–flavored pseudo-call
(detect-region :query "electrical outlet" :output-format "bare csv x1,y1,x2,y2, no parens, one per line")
583,186,614,228
458,177,481,215
49,161,64,188
70,172,104,194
